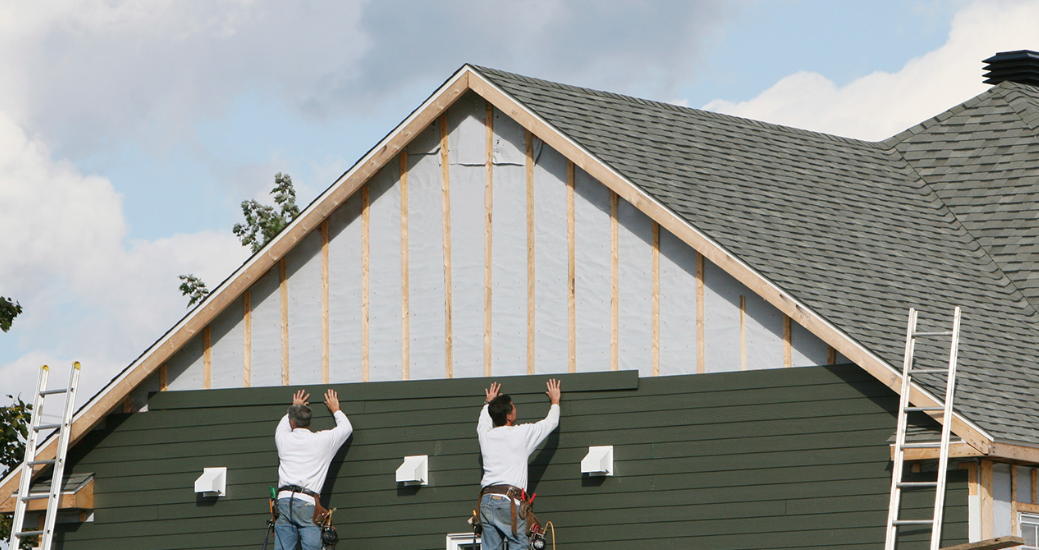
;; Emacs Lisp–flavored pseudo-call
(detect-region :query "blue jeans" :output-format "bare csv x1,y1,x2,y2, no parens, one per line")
274,497,321,550
480,493,528,550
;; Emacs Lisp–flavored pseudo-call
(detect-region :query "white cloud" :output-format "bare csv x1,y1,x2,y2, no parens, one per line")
702,0,1039,141
0,111,249,405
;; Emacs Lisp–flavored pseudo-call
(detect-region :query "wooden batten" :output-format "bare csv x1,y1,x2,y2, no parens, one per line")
484,104,493,378
321,220,330,384
981,460,994,540
401,152,411,381
441,114,454,378
567,161,576,373
362,185,371,382
1012,465,1019,536
467,67,994,454
740,296,746,371
696,252,705,374
610,191,619,371
0,69,472,505
203,326,212,389
526,130,536,376
783,315,792,368
159,364,168,391
828,345,837,365
1033,468,1037,504
652,222,660,377
243,289,252,387
279,259,289,385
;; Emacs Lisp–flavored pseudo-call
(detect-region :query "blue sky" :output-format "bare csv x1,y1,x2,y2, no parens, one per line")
1,0,1035,407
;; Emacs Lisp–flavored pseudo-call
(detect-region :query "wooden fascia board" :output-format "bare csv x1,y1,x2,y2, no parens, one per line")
0,68,473,504
0,479,93,513
465,67,994,454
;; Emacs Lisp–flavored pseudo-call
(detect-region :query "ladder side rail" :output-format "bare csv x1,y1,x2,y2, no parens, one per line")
40,362,81,550
9,366,50,549
887,308,920,550
931,308,962,550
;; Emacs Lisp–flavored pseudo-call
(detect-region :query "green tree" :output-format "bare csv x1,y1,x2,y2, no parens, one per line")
0,395,33,548
0,297,22,333
178,173,300,307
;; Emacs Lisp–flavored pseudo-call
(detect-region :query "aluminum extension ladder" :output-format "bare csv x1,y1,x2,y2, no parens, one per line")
885,308,962,550
9,362,81,550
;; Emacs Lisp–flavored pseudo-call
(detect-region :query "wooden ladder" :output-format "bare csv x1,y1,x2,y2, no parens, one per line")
885,307,962,550
8,362,81,550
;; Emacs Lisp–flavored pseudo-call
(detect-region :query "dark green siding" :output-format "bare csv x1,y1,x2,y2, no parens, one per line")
55,366,967,549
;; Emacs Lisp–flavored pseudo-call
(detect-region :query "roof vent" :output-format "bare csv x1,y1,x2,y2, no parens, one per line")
983,50,1039,86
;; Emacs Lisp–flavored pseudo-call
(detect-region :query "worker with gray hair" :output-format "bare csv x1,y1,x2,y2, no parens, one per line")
274,389,353,550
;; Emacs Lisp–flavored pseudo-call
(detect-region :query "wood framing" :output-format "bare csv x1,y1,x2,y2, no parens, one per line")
362,185,370,383
740,295,747,371
981,460,994,540
567,160,576,374
0,69,472,505
279,258,289,386
696,252,705,374
159,364,168,391
1033,468,1037,504
828,345,837,365
243,290,252,387
401,152,411,381
526,130,536,376
441,114,454,378
610,190,619,371
321,220,330,384
783,315,792,368
0,478,93,513
940,537,1025,550
468,68,994,453
203,326,212,390
652,222,660,377
1013,465,1019,536
895,441,985,460
484,104,493,378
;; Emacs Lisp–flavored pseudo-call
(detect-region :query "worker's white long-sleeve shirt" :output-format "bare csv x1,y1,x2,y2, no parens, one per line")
276,410,353,504
478,404,560,490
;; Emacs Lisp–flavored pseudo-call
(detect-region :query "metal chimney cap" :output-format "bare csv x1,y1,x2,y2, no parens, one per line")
983,50,1039,86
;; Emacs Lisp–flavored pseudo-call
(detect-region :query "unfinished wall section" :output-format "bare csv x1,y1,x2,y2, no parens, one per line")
161,91,838,393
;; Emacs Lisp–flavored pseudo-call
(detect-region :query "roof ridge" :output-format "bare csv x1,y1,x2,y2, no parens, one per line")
880,84,1013,148
468,64,878,148
991,80,1039,136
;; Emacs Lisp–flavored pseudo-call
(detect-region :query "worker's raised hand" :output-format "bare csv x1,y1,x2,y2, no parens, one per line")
485,382,501,403
325,389,341,414
292,390,310,406
546,379,561,405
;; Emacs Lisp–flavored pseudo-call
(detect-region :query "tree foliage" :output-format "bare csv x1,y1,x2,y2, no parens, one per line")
178,173,299,307
0,395,33,548
232,172,301,254
178,274,210,309
0,296,22,333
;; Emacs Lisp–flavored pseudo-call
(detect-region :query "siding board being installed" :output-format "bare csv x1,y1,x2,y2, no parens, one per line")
57,366,966,550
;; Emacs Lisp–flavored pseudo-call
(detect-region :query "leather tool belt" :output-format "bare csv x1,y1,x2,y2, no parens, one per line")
278,484,321,499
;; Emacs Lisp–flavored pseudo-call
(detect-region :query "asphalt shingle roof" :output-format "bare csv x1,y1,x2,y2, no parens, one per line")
472,66,1039,446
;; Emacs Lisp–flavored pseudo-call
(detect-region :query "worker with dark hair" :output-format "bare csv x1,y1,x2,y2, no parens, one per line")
274,389,353,550
477,379,561,550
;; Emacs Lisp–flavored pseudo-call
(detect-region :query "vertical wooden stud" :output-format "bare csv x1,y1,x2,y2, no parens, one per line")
696,252,705,374
610,191,619,371
981,460,994,540
321,220,330,384
1013,465,1020,536
440,114,454,378
203,326,212,390
280,259,289,385
159,364,168,391
526,130,536,375
740,296,747,371
401,152,410,381
783,314,792,368
1033,468,1037,505
362,185,370,382
484,104,494,378
243,290,252,387
828,345,837,365
567,161,576,374
122,398,131,413
652,222,660,377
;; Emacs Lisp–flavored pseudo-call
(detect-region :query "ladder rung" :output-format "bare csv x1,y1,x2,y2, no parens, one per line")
902,442,942,449
905,407,944,412
21,493,50,501
893,519,934,526
28,459,56,466
913,331,953,337
34,423,61,431
897,481,939,488
909,369,947,375
39,388,68,395
15,530,45,537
